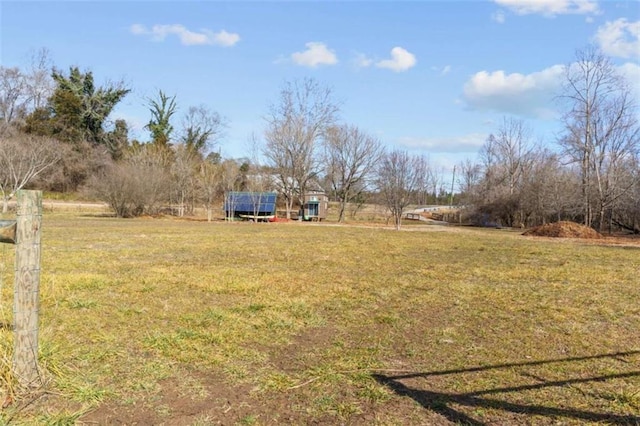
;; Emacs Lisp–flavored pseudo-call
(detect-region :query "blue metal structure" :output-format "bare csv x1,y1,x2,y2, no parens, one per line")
224,192,277,219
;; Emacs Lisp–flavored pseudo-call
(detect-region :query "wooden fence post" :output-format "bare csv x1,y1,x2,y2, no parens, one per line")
13,190,42,387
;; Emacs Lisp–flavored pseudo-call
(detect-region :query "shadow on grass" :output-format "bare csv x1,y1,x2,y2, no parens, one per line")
374,351,640,425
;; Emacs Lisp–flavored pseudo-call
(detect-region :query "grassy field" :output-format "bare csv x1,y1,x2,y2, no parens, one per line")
0,211,638,425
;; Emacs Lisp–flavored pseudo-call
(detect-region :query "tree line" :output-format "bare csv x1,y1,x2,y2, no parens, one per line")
459,47,639,233
1,46,638,232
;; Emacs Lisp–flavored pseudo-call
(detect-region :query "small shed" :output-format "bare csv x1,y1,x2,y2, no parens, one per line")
224,192,277,221
302,191,328,221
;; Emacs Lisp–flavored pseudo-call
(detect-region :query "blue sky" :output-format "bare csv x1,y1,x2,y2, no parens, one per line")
1,0,639,172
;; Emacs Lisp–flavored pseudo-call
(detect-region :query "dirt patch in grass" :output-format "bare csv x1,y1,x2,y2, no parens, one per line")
267,325,338,373
80,372,269,425
523,221,603,239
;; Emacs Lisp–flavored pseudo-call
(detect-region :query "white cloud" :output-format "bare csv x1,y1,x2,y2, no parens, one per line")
462,65,565,118
291,42,338,68
130,24,146,35
493,0,600,17
376,47,417,72
432,65,452,75
213,30,242,47
130,24,240,47
398,133,487,153
492,10,506,23
352,52,373,69
618,62,640,98
594,19,640,59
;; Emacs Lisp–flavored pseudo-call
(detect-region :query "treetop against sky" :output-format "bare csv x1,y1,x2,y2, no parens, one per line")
1,0,638,169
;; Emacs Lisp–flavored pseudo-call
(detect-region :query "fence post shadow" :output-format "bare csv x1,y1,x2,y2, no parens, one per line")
373,350,640,425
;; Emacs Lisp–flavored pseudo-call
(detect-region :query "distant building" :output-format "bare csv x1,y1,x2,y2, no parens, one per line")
302,191,328,221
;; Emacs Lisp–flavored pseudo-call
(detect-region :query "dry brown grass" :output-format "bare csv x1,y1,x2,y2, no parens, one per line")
0,212,637,424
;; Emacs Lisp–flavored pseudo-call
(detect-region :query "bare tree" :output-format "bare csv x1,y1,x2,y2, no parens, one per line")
170,144,200,216
180,105,227,154
518,149,578,226
457,158,482,207
590,91,639,231
416,159,440,206
0,49,53,128
559,45,639,229
474,118,537,226
126,145,172,215
88,161,138,218
323,124,382,222
263,78,339,219
0,131,61,212
614,154,640,233
220,159,243,220
90,145,171,217
197,156,223,222
376,149,424,230
245,134,275,220
0,67,28,126
26,47,54,111
494,117,535,198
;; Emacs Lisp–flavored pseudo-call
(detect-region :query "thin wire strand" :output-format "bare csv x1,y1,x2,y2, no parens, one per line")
0,243,5,320
0,242,9,322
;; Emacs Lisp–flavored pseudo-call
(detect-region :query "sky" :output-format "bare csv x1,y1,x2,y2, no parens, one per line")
1,0,639,173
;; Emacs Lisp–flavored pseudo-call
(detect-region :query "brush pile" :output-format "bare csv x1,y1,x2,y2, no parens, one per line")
523,221,602,239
